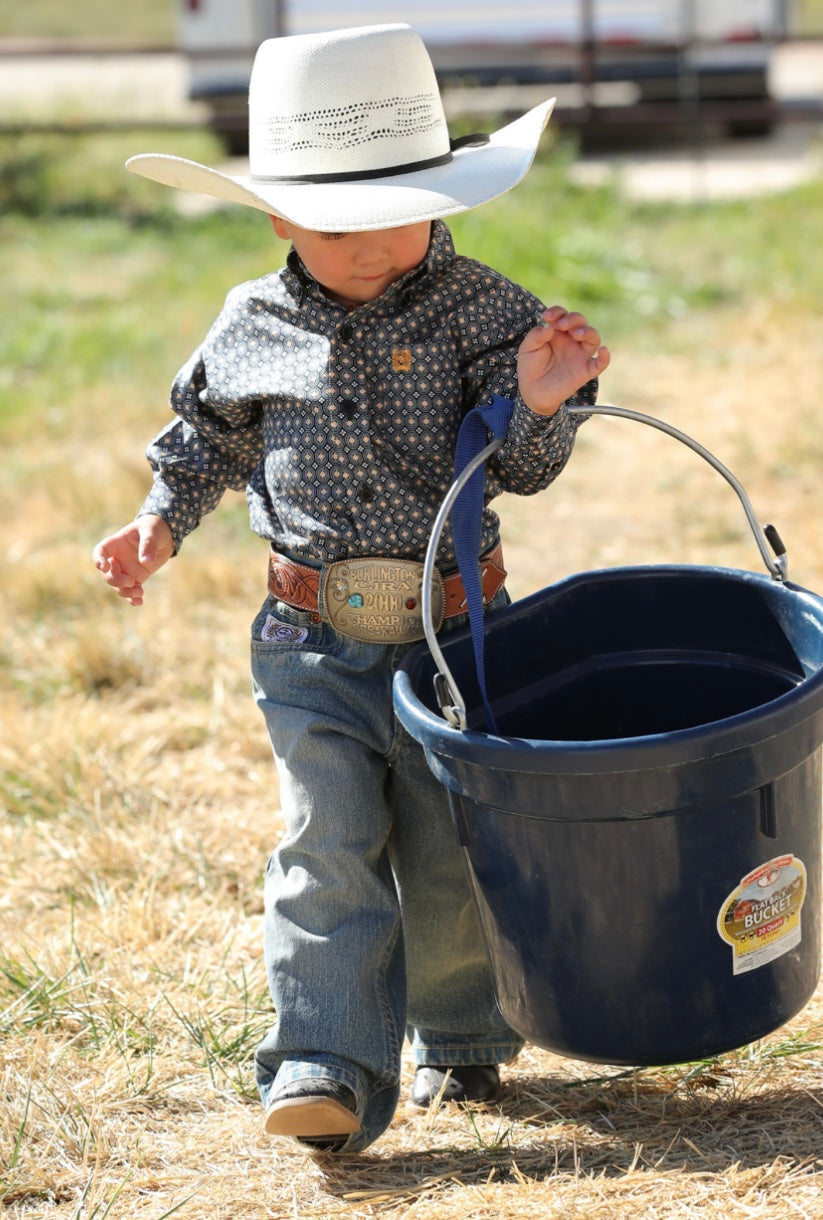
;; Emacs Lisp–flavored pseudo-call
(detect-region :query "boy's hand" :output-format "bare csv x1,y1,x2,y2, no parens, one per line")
517,305,610,416
92,515,175,606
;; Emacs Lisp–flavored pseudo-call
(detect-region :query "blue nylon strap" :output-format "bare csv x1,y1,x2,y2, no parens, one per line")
451,394,515,733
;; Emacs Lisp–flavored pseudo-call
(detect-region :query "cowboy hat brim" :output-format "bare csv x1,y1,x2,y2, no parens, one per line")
126,99,555,231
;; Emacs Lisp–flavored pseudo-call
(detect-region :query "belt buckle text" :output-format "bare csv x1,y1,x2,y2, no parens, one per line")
319,558,445,643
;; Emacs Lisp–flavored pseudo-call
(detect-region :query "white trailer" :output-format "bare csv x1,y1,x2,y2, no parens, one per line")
178,0,792,149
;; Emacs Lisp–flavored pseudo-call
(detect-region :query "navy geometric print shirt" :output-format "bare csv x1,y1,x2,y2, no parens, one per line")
140,220,595,566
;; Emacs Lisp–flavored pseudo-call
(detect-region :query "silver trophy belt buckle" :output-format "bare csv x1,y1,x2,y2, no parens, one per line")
319,557,445,643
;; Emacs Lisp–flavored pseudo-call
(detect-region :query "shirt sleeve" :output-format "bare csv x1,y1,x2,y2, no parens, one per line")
139,346,264,554
485,378,596,499
454,264,597,500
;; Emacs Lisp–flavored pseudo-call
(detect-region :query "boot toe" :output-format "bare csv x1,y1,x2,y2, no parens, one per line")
411,1064,501,1108
264,1079,361,1152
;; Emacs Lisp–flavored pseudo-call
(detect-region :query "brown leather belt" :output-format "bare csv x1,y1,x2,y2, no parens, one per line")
267,542,506,643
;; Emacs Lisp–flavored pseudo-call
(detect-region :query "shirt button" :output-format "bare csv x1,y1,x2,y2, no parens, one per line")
340,398,357,418
358,484,374,505
339,322,353,341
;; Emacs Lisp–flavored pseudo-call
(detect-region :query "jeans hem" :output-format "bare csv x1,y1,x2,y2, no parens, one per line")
409,1041,523,1067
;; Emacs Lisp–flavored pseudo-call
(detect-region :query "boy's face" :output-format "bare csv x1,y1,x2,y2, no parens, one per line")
271,217,432,309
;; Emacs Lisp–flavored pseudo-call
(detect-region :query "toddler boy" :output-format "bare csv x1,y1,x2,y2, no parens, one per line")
94,23,609,1153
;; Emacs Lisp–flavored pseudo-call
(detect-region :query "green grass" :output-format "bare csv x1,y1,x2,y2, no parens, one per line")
795,0,823,32
0,0,175,43
2,128,823,442
1,0,822,42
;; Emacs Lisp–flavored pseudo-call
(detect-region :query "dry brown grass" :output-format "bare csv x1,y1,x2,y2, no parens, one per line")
3,302,823,1218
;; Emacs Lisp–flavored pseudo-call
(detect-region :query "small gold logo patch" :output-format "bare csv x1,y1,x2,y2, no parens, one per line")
391,347,413,373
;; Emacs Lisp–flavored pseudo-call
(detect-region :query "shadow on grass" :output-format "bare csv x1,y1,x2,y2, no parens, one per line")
313,1073,823,1203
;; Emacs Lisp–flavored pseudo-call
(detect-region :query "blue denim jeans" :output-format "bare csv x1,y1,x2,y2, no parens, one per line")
250,587,522,1152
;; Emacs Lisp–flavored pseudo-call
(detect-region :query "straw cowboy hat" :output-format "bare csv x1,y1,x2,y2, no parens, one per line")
127,23,555,232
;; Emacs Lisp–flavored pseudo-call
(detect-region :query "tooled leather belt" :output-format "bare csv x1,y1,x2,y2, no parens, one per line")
267,542,506,644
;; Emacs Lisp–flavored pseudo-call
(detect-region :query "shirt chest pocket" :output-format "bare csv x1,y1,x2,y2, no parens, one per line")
368,346,463,455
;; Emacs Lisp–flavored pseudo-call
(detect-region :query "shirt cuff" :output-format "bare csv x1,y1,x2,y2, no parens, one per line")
505,392,581,450
138,487,188,555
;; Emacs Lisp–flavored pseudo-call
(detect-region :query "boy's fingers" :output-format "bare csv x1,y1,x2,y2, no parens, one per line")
528,311,605,350
523,324,607,363
572,323,599,340
137,518,161,566
590,344,611,372
521,319,561,351
93,542,112,570
553,310,586,332
540,304,569,323
99,556,142,594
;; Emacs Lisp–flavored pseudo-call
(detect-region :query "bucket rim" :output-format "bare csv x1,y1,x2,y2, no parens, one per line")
394,659,823,771
393,563,823,775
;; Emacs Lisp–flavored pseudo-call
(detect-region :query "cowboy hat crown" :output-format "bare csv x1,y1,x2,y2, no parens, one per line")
126,23,555,231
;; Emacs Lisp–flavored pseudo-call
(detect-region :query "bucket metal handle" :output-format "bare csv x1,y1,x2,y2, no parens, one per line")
423,403,789,729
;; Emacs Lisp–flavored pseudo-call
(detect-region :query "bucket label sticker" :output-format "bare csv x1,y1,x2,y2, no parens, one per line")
717,855,806,976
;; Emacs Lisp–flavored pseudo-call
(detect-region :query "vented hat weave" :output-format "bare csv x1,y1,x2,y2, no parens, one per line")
126,23,555,231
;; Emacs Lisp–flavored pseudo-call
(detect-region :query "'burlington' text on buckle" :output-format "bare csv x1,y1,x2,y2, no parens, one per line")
318,557,445,642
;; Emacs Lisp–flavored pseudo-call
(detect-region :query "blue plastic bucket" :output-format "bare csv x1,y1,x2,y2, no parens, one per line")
393,408,823,1066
